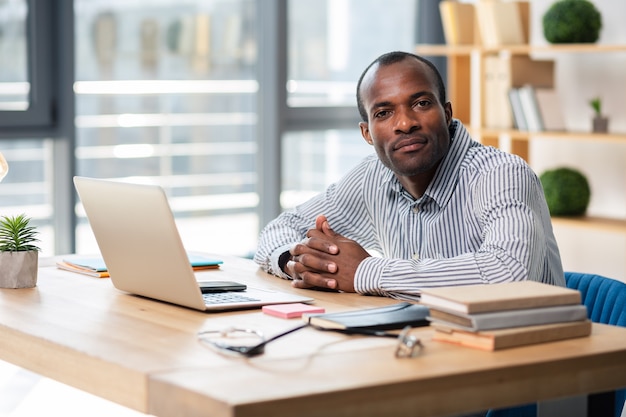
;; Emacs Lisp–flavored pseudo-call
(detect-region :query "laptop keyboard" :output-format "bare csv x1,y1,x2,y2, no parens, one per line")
202,292,261,305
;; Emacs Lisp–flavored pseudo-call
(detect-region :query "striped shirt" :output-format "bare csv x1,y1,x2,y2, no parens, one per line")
254,119,564,300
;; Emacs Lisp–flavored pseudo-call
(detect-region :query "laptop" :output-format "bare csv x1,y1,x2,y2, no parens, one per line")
73,176,314,311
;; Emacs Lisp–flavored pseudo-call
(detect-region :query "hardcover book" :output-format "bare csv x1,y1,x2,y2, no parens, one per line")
439,1,477,46
304,302,430,331
427,304,588,332
431,320,592,351
517,85,544,132
419,281,581,314
475,0,526,48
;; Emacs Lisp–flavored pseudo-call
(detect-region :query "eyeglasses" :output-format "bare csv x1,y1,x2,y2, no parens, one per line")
394,326,423,358
198,324,422,358
198,324,310,357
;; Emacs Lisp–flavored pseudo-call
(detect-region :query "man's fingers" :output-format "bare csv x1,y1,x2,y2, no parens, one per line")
304,231,339,254
315,215,327,230
292,253,337,273
291,271,338,290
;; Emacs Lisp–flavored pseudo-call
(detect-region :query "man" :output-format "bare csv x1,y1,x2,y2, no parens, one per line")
254,51,564,300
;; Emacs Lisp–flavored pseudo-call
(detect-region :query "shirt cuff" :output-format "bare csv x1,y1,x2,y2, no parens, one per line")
270,244,294,280
353,256,388,296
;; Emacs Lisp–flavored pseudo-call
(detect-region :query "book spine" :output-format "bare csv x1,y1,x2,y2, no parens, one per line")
518,85,544,132
508,88,527,131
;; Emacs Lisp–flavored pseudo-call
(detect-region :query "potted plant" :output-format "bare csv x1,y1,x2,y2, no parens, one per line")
542,0,602,44
0,214,40,288
589,97,609,133
540,167,591,216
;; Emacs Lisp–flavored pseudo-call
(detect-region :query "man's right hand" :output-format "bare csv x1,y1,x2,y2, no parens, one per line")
285,215,370,292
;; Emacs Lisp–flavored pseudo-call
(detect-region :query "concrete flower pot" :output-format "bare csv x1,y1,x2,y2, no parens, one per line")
592,115,609,133
0,251,38,288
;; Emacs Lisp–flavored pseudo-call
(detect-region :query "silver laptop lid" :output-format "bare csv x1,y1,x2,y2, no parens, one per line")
73,176,314,311
74,176,213,310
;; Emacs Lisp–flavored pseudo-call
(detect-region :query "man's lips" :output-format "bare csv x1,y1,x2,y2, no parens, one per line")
393,136,427,151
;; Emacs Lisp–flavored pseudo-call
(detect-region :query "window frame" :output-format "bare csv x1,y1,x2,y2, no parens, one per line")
0,0,76,255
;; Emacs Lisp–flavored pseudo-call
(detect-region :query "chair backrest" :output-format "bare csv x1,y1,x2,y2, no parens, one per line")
565,272,626,327
567,272,626,417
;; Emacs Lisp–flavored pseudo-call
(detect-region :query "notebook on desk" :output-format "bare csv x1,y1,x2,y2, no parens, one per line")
73,176,314,311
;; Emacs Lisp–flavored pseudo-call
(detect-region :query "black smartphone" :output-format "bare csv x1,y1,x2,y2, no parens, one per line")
198,281,247,293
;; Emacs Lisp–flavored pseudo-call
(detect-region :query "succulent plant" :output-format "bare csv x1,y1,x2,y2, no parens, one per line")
589,97,602,116
0,214,40,252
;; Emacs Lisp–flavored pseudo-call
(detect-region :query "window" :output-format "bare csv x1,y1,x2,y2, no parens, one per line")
0,0,63,256
73,0,259,257
0,0,428,258
283,0,419,208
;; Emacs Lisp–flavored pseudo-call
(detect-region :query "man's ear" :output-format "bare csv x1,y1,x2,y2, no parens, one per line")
444,102,453,125
359,122,373,145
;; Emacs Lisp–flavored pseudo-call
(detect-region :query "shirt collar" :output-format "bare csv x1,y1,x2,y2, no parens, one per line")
425,119,475,208
383,119,475,207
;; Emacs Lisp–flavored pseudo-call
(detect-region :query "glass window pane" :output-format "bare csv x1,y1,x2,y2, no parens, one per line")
287,0,417,107
0,139,55,255
0,0,29,110
281,130,373,209
74,0,258,258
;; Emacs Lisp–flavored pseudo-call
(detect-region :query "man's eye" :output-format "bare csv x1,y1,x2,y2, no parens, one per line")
415,100,431,108
375,110,391,118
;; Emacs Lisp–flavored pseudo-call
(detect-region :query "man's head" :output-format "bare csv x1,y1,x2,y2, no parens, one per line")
356,51,453,196
356,51,447,122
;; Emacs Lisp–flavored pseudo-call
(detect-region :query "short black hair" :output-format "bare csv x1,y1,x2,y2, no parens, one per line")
356,51,447,122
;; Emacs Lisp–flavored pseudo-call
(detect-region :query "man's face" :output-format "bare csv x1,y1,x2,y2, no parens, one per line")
359,58,452,179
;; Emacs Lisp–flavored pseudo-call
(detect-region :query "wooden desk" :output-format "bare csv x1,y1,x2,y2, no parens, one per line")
1,256,626,417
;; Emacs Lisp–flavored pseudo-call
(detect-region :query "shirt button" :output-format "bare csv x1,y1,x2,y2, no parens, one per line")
412,253,419,260
412,206,419,213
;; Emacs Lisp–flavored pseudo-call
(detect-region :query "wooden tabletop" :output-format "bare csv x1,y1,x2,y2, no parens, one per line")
1,256,626,417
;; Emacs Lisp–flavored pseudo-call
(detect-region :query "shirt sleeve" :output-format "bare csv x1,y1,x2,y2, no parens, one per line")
253,157,375,278
354,162,563,298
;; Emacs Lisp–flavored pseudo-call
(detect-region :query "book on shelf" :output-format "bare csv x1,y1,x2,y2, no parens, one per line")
419,281,582,314
484,56,513,129
303,302,430,331
517,85,544,132
439,1,477,46
431,319,592,351
483,55,554,129
508,88,527,131
57,253,223,278
427,303,588,332
534,88,566,131
475,0,527,48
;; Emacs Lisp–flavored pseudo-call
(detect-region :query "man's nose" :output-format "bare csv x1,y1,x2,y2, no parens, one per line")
394,107,419,132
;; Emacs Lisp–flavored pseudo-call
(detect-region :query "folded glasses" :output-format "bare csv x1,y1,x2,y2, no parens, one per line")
198,324,422,358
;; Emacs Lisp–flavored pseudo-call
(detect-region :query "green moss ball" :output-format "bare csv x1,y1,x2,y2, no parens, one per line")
540,167,591,216
543,0,602,43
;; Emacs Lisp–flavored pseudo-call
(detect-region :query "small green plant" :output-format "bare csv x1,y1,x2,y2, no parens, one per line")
543,0,602,44
0,214,40,252
540,167,591,216
589,97,602,116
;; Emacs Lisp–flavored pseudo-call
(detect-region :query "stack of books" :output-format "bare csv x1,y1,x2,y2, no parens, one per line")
419,281,591,351
57,253,223,278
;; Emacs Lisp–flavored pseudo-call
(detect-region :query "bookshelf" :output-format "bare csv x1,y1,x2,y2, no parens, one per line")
417,2,626,279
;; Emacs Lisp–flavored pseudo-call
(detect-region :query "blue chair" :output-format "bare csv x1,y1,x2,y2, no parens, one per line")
486,272,626,417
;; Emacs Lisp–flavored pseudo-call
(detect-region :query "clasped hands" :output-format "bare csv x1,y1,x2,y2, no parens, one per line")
284,215,370,292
